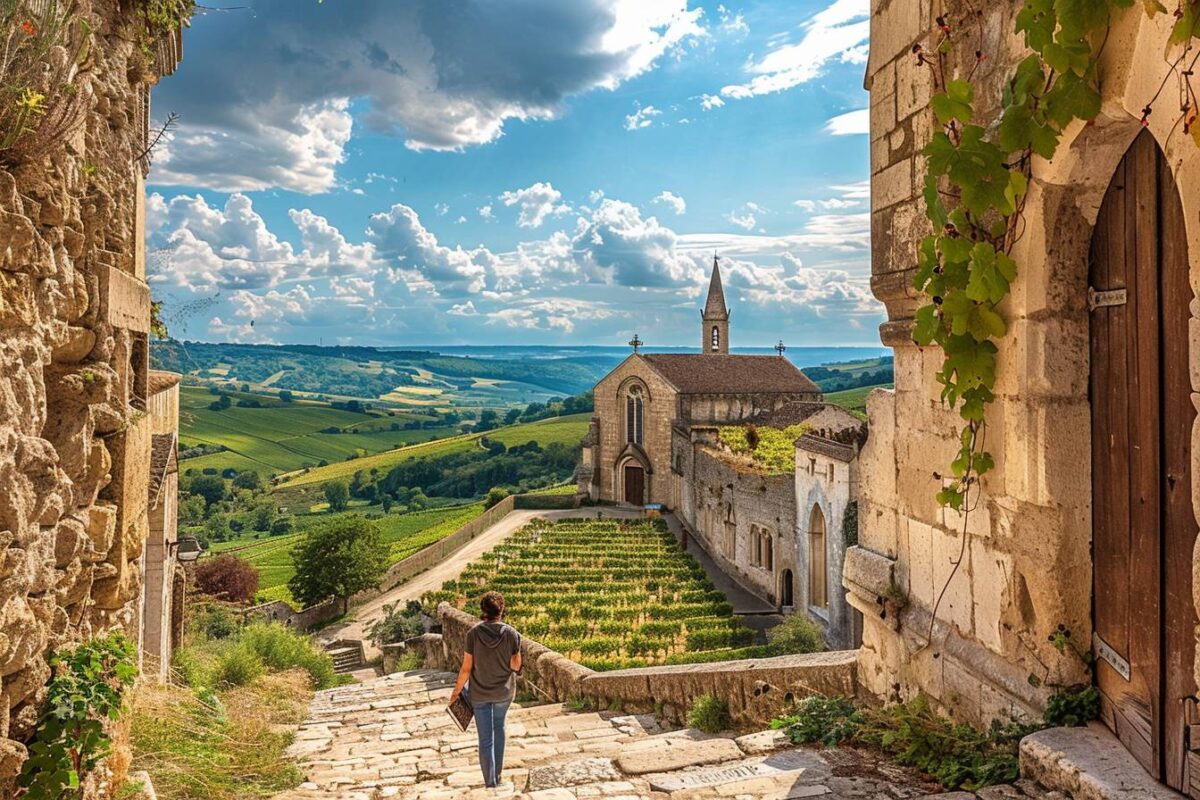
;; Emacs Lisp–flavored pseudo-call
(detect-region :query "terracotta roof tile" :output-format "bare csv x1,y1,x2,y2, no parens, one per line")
641,354,820,394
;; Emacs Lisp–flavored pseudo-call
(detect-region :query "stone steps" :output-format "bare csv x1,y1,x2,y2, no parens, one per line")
327,645,365,674
268,670,1066,800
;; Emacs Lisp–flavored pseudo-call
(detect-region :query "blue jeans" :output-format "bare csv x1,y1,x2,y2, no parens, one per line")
465,687,511,787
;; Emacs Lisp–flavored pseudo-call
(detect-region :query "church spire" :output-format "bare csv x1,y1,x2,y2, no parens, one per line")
703,255,729,320
702,255,730,354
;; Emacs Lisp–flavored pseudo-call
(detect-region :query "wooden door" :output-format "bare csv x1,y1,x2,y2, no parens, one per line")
1090,129,1197,792
623,465,644,505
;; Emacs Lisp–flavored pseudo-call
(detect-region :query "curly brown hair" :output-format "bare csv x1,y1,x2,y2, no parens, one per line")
480,591,506,621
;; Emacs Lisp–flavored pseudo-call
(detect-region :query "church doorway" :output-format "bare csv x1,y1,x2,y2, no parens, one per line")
779,569,794,610
623,464,645,506
1089,129,1197,792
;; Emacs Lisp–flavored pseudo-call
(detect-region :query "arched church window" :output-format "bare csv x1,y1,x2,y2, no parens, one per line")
764,532,773,571
711,326,720,351
809,505,827,609
626,385,644,445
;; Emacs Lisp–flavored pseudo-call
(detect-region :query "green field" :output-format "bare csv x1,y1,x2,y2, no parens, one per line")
178,387,457,475
824,383,893,416
274,413,590,490
423,518,766,671
225,503,487,607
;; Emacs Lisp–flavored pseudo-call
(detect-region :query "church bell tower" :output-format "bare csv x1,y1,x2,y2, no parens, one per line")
702,256,729,354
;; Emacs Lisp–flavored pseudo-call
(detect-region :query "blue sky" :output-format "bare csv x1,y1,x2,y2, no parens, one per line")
146,0,880,348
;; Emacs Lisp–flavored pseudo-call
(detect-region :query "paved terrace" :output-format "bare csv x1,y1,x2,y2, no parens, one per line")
269,669,1071,800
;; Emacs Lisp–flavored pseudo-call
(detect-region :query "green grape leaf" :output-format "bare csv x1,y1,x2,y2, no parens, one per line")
1043,68,1102,128
1016,0,1056,51
913,304,940,345
932,80,975,124
1054,0,1111,39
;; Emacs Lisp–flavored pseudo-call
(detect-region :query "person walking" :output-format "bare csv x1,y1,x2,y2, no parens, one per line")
449,591,522,789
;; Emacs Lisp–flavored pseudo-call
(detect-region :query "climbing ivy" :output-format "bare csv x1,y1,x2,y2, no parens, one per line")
914,1,1200,509
913,0,1200,629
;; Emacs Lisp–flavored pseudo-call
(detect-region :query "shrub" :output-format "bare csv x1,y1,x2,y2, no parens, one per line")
484,487,509,509
215,644,265,687
238,624,339,689
194,554,260,603
192,603,238,640
368,600,424,647
767,614,825,655
687,694,731,733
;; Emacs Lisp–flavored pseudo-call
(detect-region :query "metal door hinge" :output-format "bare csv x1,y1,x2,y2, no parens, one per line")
1089,287,1127,311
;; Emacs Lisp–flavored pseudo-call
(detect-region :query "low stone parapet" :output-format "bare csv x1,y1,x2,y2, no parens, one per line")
435,603,857,728
578,651,857,727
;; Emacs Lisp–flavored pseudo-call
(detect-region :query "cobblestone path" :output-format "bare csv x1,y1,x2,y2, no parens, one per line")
269,670,1069,800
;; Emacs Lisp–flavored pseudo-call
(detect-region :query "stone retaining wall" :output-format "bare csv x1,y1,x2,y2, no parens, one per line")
433,604,856,728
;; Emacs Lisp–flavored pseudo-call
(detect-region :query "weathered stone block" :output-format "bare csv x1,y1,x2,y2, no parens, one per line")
872,157,912,212
98,265,150,334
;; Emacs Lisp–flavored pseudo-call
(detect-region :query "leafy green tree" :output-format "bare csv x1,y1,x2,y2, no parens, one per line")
278,390,294,403
204,514,230,543
188,474,227,508
250,501,277,532
288,515,388,613
179,494,207,523
323,480,350,512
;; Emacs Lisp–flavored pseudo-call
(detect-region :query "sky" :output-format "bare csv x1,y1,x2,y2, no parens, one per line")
146,0,880,349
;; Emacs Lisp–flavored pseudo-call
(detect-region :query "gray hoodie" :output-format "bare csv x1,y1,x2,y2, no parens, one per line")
466,621,521,703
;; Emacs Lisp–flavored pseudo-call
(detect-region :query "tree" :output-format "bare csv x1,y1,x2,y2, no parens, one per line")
288,516,387,613
179,494,207,523
323,480,350,512
194,554,260,603
250,501,277,532
278,390,294,403
232,470,262,491
204,514,230,543
504,408,521,425
189,475,227,508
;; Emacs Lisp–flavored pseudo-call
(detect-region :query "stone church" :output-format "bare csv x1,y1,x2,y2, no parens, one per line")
578,260,822,507
578,261,867,648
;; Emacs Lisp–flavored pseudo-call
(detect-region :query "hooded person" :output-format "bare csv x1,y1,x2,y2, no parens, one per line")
449,591,522,788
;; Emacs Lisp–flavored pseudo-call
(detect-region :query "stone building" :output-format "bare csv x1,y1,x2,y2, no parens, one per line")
577,259,822,507
850,1,1200,793
670,401,867,649
0,0,184,790
139,370,184,682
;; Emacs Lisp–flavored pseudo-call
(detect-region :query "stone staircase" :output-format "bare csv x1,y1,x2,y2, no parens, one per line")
268,670,1069,800
326,642,366,674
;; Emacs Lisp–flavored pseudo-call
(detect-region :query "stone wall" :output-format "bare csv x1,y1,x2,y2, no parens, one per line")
0,0,181,788
432,604,858,728
857,0,1200,731
672,433,796,608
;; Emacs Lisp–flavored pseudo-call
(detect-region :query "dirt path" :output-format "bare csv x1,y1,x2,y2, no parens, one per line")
321,507,647,656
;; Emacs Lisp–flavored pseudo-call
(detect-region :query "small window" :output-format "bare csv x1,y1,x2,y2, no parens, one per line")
827,463,835,482
809,457,816,475
711,326,720,351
